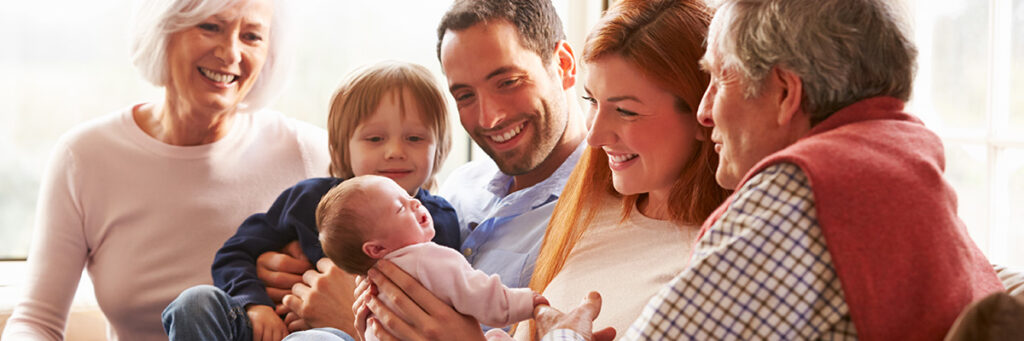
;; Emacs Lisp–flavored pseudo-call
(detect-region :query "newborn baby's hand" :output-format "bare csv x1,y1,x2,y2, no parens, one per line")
532,292,550,308
247,304,289,341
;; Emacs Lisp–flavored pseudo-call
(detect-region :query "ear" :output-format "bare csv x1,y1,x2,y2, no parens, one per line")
553,40,577,90
770,66,804,127
362,241,388,259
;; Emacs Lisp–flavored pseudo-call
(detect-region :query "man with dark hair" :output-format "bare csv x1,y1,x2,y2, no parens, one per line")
434,0,587,290
279,1,587,339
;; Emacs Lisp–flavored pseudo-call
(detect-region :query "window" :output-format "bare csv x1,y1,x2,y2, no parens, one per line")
907,0,1024,265
3,0,1019,266
0,1,596,260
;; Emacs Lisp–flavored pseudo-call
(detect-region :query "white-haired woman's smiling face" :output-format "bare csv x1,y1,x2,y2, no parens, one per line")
164,0,273,114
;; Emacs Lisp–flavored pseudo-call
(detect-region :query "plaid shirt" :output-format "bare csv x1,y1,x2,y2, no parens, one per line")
542,163,858,340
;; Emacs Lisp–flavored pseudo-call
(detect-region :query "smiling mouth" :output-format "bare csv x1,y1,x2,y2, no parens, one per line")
378,170,412,178
487,122,526,143
607,153,638,163
198,67,238,84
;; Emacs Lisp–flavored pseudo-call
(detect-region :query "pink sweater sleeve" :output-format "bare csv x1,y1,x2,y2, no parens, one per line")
389,243,535,327
3,141,88,341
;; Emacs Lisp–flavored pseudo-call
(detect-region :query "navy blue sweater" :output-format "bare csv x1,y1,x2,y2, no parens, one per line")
211,177,460,309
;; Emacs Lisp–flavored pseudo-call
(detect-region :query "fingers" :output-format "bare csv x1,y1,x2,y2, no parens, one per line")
532,303,564,334
283,311,300,327
367,317,399,341
271,325,287,341
275,303,291,316
580,291,603,322
316,257,336,273
258,250,313,277
371,261,447,315
252,324,263,341
533,292,550,307
283,292,305,318
282,240,309,263
354,302,369,338
353,276,370,310
364,294,418,339
266,287,292,304
286,314,312,332
353,288,372,329
258,252,308,292
301,268,321,289
593,327,617,341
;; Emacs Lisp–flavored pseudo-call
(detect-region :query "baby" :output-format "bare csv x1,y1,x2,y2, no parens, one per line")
316,175,546,338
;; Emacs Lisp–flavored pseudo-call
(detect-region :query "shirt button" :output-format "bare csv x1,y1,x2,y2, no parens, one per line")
463,248,473,257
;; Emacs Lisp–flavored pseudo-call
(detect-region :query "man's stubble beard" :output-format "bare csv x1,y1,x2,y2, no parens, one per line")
481,94,568,177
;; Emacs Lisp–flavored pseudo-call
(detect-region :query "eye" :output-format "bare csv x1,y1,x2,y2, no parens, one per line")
242,32,263,42
581,95,596,105
198,23,219,32
498,77,521,89
407,135,425,142
453,91,475,103
616,108,639,117
365,136,383,142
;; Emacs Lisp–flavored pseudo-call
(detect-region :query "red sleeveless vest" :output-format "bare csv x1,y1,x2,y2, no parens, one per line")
699,97,1002,340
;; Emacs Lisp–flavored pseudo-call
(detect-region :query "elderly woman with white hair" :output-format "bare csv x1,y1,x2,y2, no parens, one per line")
1,0,329,339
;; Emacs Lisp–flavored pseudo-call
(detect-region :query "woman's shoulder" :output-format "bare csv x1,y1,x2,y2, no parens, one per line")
54,106,138,154
247,109,330,176
248,109,326,140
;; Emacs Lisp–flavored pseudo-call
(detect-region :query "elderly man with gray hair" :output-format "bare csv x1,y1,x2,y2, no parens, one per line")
533,0,1003,340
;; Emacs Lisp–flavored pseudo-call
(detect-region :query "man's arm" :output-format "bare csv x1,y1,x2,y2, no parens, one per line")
282,258,357,334
623,163,855,339
538,163,856,340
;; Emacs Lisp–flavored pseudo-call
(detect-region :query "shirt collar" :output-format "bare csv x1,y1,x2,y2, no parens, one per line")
484,142,586,209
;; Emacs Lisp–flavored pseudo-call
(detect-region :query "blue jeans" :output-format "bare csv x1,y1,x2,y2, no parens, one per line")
162,285,253,341
163,285,357,341
283,328,356,341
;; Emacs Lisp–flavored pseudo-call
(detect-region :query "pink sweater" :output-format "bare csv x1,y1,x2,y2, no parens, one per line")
382,243,534,328
2,106,329,341
701,97,1002,340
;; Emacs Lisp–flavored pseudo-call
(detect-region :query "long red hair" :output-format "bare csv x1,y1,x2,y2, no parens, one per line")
525,0,727,338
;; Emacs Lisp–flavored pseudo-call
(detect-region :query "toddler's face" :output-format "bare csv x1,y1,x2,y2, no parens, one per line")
348,89,437,195
363,177,436,254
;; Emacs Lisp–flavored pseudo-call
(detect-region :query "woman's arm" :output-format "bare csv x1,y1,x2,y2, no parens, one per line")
2,144,87,340
364,260,486,341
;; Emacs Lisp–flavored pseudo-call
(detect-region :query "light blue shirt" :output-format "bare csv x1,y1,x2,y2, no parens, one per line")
439,144,584,288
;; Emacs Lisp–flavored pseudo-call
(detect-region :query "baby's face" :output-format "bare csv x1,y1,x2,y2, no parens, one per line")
363,177,436,252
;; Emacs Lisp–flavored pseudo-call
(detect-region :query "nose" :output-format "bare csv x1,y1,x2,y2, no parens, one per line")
385,138,406,160
214,34,242,65
696,85,715,127
476,92,507,130
585,106,616,148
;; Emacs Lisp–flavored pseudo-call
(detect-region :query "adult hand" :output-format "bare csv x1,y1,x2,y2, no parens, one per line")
257,240,314,304
352,275,375,340
283,257,358,336
363,260,485,341
533,292,615,341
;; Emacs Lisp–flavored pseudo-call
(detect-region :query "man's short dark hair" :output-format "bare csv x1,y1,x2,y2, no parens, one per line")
436,0,567,64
